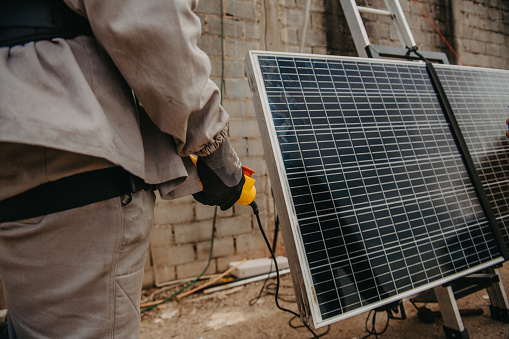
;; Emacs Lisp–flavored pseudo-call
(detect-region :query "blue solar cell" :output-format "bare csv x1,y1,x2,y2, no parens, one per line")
435,64,509,249
247,52,506,328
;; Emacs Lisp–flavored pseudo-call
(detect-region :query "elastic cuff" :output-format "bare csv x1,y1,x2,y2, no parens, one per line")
194,124,229,157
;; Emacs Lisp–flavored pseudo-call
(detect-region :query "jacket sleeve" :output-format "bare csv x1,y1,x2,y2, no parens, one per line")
64,0,228,156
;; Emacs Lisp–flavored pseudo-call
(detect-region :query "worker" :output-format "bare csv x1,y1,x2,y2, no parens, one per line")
0,1,244,338
506,118,509,138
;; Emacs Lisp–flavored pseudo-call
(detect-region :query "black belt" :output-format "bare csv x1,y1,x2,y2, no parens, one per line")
0,167,154,223
0,0,94,48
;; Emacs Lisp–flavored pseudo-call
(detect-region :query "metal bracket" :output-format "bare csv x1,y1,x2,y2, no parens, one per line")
413,268,509,337
485,267,509,323
339,0,449,64
366,44,449,64
434,285,470,339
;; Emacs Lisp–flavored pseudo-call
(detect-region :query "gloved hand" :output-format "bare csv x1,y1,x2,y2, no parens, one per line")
192,138,245,211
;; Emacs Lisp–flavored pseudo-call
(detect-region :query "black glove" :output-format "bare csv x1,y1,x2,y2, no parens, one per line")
192,139,245,211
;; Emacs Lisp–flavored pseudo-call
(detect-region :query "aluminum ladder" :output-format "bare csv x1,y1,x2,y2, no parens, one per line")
340,0,415,57
339,0,448,62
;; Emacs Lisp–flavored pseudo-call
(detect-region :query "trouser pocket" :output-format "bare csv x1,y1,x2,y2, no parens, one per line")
114,267,145,338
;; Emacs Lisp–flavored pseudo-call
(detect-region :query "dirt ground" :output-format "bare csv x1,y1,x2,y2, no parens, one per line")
139,265,509,339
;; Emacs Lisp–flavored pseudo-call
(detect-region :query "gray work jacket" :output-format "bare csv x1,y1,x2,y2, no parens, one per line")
0,0,227,200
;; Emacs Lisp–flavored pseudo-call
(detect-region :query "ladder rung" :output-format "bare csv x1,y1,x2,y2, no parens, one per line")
357,6,392,16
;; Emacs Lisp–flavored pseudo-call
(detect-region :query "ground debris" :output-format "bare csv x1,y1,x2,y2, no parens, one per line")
140,266,509,339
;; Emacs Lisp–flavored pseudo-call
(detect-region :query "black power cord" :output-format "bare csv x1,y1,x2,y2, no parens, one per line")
249,214,280,306
289,315,330,337
361,310,390,339
362,301,406,338
250,201,330,339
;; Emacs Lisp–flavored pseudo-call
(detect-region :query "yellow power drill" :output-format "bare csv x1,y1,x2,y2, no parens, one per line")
190,155,256,206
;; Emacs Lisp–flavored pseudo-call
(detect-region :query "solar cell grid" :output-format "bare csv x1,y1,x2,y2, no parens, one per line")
248,52,505,327
435,65,509,248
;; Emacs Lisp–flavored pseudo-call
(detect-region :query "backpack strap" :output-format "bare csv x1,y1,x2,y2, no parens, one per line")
0,0,94,48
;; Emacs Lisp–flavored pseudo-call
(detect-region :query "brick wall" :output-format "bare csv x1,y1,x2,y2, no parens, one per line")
143,0,509,287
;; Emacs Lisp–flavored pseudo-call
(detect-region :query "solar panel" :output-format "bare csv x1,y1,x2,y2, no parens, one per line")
434,64,509,248
245,51,507,328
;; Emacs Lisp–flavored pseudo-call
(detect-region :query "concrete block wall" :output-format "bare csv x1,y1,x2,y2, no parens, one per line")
449,0,509,69
282,0,329,54
143,0,509,288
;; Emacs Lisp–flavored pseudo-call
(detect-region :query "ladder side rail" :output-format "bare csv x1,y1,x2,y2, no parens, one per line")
299,0,312,53
339,0,371,58
384,0,417,48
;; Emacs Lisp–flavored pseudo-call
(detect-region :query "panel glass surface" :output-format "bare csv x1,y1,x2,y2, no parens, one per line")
256,55,503,322
435,65,509,248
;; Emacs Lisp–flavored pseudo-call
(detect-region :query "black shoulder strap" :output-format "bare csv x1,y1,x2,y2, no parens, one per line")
0,0,94,47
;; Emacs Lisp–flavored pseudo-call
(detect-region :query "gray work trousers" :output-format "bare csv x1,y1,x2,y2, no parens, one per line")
0,144,156,338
